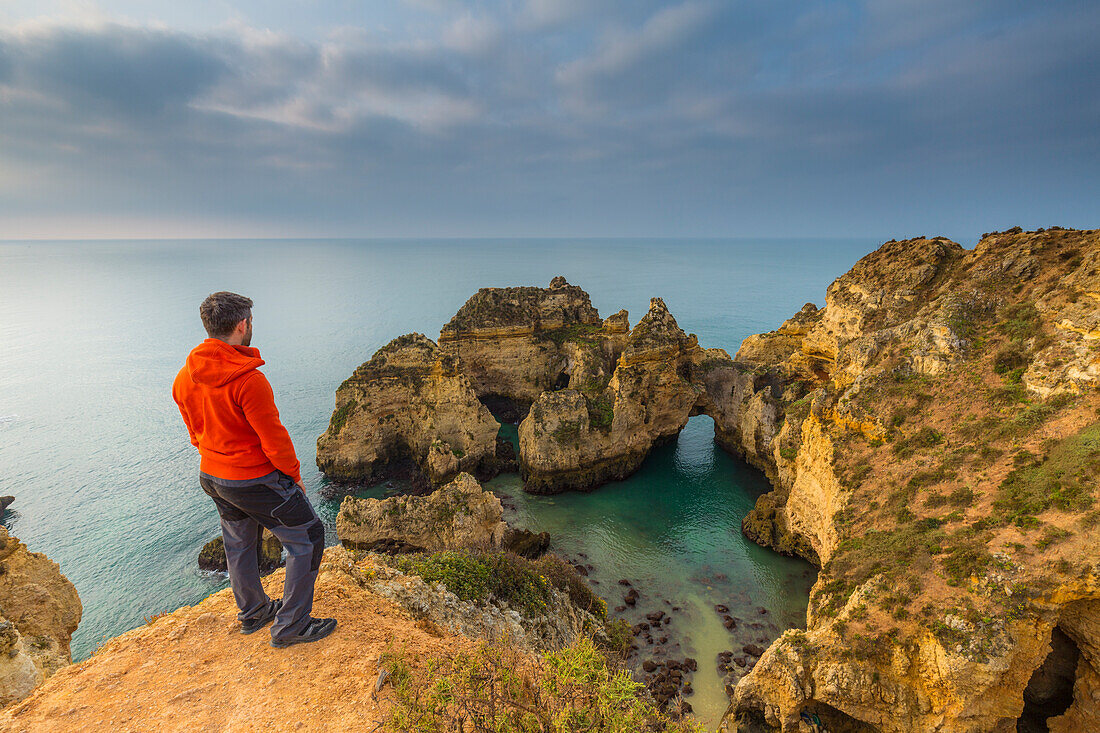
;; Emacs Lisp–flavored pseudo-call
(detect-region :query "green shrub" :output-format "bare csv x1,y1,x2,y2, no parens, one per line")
396,551,610,621
994,344,1029,375
398,551,492,604
380,637,703,732
587,393,615,432
907,466,957,491
329,398,358,434
536,554,608,621
552,419,585,444
1036,526,1071,550
536,324,605,347
998,303,1042,342
893,427,944,458
942,541,992,583
601,619,633,656
995,422,1100,524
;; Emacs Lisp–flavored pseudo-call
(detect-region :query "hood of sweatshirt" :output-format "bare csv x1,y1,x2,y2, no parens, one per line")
185,339,265,387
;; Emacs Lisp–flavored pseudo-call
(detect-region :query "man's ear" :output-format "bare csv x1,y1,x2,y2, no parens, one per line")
236,318,250,334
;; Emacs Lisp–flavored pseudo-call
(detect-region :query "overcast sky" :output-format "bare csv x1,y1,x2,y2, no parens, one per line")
0,1,1096,240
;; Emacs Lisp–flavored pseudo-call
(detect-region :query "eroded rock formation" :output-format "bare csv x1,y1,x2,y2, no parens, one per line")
320,277,755,494
0,528,81,708
437,275,628,409
316,333,502,486
337,472,506,552
717,228,1100,731
336,472,550,558
519,297,748,492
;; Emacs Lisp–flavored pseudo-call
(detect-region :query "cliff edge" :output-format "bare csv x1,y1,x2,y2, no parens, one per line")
0,528,81,709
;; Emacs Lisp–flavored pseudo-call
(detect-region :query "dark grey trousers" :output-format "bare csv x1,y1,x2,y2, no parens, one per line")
200,470,325,640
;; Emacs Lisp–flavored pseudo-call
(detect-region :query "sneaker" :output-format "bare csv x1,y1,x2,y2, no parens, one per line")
240,599,282,635
270,617,337,648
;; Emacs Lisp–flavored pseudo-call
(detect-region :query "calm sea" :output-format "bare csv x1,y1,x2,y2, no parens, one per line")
0,238,874,726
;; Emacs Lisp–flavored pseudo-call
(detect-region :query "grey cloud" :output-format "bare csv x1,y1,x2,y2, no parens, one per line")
556,1,719,112
12,25,227,117
0,41,11,82
325,44,471,97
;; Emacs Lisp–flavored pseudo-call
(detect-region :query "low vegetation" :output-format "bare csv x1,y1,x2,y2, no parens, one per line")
994,422,1100,526
329,398,358,434
380,637,702,733
393,550,608,620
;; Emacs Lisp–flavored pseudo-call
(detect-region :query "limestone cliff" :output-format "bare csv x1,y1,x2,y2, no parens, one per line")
0,528,81,708
316,333,502,487
719,228,1100,732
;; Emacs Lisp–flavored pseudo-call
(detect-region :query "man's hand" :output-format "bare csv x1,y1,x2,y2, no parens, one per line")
296,482,307,494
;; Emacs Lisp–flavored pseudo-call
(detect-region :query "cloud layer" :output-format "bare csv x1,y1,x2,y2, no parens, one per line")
0,1,1097,238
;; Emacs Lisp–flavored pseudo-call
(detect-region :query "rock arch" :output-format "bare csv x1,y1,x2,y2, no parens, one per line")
317,279,758,495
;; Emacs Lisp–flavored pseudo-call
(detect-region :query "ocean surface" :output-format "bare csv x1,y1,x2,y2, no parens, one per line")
0,237,875,726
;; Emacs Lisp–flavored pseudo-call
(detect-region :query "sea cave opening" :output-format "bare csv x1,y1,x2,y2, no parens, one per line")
1017,625,1080,732
798,701,878,733
552,370,570,390
478,394,528,424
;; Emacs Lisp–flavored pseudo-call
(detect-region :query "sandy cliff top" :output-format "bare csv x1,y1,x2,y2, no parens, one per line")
0,550,475,733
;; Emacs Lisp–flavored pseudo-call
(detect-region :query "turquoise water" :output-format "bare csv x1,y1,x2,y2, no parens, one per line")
0,238,872,724
488,418,815,725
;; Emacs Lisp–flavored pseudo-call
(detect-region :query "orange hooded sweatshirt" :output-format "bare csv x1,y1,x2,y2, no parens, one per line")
172,339,302,484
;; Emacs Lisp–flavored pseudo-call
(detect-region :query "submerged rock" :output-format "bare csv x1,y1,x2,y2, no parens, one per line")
198,530,283,575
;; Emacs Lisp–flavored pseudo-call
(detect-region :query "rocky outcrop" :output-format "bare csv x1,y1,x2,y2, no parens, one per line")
437,276,627,409
337,472,507,552
320,277,769,494
519,297,747,492
0,528,81,708
336,472,550,558
323,277,754,494
0,548,479,730
197,529,283,575
316,333,501,487
720,228,1100,732
0,498,12,515
359,550,600,654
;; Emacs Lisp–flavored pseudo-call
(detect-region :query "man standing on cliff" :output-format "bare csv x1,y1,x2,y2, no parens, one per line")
172,291,336,647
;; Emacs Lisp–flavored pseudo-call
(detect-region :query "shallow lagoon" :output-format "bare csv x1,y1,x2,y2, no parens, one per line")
489,419,816,726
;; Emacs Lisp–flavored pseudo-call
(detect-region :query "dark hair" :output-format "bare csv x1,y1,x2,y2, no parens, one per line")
200,291,253,338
